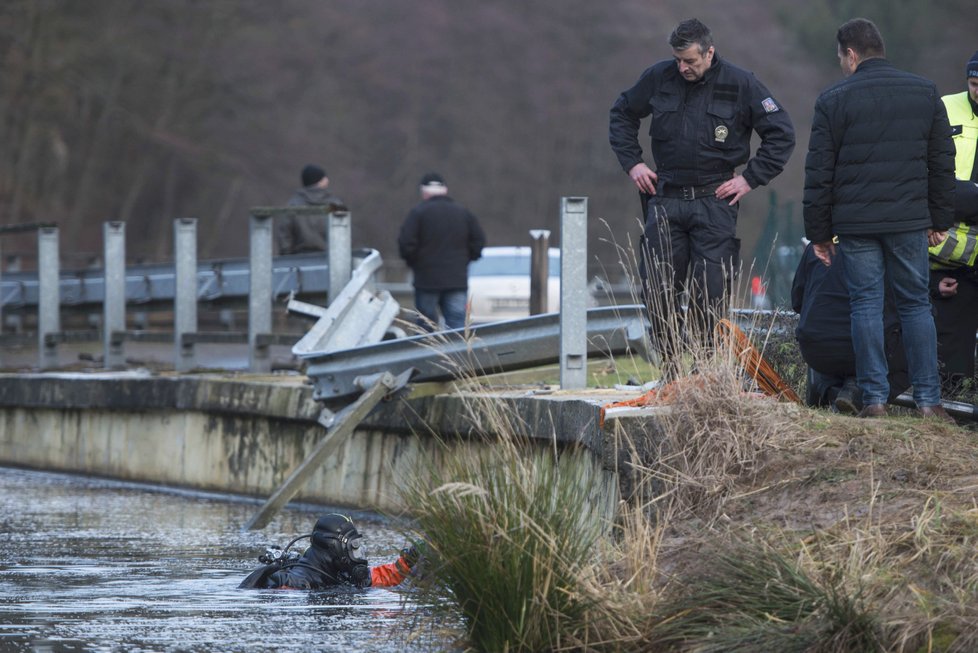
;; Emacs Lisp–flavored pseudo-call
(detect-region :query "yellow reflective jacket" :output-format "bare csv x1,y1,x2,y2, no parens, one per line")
930,92,978,268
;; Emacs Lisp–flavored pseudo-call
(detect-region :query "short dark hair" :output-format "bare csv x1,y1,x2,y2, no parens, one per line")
837,18,885,59
669,19,713,54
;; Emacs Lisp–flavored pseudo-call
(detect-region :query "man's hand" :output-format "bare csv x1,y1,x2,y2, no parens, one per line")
813,240,836,267
715,175,752,205
628,163,658,195
938,276,958,298
928,229,948,247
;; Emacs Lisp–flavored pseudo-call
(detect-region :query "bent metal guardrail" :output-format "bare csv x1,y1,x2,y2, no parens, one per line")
302,305,651,402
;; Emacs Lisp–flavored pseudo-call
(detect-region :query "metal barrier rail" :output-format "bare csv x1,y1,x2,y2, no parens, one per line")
0,210,358,371
303,304,651,401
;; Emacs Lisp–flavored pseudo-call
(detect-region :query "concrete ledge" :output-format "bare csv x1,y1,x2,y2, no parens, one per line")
0,373,659,514
0,371,324,422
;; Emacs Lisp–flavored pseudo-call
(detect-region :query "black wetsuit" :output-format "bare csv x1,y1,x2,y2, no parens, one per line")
239,546,370,590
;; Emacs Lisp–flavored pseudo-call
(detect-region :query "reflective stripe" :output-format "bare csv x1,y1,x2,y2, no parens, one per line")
930,221,978,268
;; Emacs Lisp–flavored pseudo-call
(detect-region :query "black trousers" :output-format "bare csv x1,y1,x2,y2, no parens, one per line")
639,194,740,360
930,269,978,392
798,335,910,405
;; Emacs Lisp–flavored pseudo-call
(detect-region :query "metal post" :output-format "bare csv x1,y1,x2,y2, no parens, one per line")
37,226,60,369
249,212,273,373
327,210,352,305
559,197,587,390
103,222,126,369
174,218,198,372
529,229,551,315
0,237,3,366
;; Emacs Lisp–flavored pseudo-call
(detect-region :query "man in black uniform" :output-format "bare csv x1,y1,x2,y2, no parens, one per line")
609,18,794,368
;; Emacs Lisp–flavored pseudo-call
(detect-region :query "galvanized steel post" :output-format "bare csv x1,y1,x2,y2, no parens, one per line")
559,197,587,390
174,218,198,372
37,227,60,369
103,222,126,369
529,229,551,315
0,237,3,359
249,212,273,372
327,210,351,304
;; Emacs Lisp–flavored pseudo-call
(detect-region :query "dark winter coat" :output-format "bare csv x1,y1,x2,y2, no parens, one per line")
609,52,795,187
275,186,347,255
791,244,906,383
397,196,486,291
803,58,956,244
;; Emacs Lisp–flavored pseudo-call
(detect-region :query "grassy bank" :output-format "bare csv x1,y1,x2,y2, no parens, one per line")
397,323,978,652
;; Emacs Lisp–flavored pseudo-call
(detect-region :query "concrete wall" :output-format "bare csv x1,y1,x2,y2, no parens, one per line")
0,373,629,514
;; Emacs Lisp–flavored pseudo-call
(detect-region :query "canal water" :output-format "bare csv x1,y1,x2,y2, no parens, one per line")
0,466,449,652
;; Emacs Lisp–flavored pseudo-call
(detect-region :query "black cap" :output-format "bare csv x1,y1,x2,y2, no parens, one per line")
419,172,445,187
968,51,978,79
301,164,327,187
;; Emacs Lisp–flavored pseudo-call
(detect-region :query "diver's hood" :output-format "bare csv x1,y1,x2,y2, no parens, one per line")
310,514,368,568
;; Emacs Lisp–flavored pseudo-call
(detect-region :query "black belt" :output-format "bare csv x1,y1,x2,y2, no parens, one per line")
657,181,724,200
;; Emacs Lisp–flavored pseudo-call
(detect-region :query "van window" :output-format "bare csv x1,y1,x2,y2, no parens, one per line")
469,254,560,277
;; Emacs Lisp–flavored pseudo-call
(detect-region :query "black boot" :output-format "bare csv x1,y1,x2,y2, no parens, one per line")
833,377,861,415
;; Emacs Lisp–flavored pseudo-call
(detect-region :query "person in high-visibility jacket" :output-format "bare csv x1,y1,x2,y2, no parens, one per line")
238,513,422,590
929,50,978,393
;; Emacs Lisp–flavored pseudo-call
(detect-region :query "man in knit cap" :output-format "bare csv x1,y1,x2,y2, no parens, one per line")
275,164,347,255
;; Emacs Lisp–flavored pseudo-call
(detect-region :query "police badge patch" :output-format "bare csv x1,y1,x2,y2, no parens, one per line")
761,97,780,113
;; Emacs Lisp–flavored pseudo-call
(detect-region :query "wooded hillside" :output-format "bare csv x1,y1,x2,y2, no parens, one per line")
1,0,972,283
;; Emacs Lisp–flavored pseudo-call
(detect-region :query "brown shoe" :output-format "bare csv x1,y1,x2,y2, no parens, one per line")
917,405,956,425
857,404,887,418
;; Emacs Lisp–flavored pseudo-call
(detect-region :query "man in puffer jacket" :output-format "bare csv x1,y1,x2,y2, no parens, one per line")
803,18,956,423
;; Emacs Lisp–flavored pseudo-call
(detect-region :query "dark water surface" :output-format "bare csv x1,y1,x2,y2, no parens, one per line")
0,466,445,652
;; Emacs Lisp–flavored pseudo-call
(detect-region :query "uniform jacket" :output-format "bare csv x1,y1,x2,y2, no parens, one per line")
943,90,978,180
398,195,486,291
275,186,347,255
928,93,978,268
803,58,956,244
609,53,795,187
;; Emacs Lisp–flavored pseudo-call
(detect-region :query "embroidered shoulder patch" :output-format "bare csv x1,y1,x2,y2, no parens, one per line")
761,97,780,113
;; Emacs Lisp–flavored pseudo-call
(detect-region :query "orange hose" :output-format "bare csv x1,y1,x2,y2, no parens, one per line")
599,319,801,427
716,318,801,404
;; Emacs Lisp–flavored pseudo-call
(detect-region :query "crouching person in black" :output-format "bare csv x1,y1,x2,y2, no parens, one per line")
792,241,910,413
239,513,421,590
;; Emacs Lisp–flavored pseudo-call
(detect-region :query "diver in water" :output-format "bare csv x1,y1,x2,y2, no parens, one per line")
239,513,421,590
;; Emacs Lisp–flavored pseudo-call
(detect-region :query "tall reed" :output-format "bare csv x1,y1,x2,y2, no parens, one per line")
399,395,618,652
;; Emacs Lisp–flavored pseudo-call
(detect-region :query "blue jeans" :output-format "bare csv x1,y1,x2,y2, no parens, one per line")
838,232,941,407
414,289,468,331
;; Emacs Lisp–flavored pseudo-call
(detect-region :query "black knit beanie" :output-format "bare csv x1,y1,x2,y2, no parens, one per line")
301,164,327,187
967,50,978,79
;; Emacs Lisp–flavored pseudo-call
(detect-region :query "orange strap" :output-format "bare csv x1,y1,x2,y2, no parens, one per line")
715,319,801,404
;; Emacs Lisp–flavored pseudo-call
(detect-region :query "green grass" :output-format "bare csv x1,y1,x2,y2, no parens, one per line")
400,420,616,653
